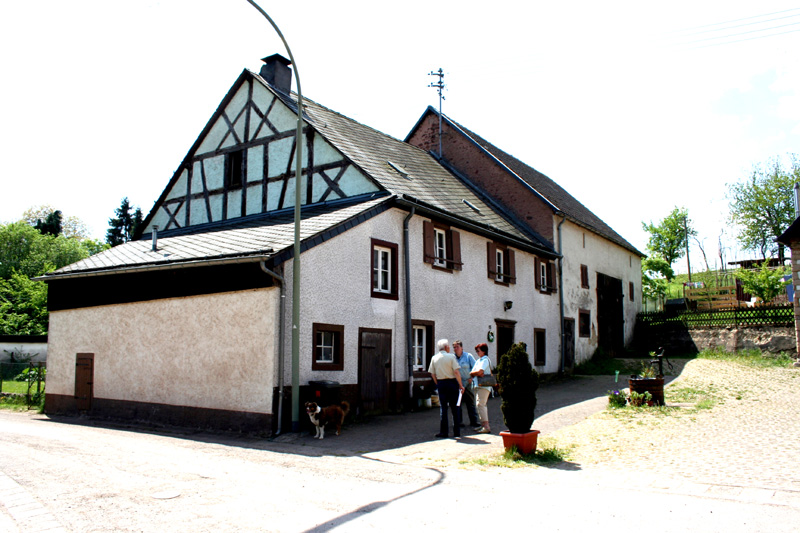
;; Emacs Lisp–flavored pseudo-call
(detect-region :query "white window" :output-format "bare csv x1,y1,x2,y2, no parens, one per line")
539,261,548,290
496,249,505,282
373,246,391,293
316,331,336,363
413,325,427,371
434,228,447,267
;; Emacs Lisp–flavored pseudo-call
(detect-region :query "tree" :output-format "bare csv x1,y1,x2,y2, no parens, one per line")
33,210,62,237
642,256,672,300
727,156,799,262
733,261,789,303
22,205,89,239
0,222,90,279
106,198,143,246
642,207,696,270
0,272,48,335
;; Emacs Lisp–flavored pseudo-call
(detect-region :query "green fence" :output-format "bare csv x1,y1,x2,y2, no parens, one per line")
637,304,794,329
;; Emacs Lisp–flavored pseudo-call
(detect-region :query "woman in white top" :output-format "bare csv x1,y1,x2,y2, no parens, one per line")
469,342,493,434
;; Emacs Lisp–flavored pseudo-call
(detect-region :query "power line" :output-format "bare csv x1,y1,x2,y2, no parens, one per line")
676,20,800,46
675,12,800,38
666,7,800,34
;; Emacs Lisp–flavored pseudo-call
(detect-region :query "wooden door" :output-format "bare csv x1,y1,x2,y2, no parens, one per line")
495,320,516,362
74,353,94,411
597,273,624,355
358,328,392,414
563,318,575,370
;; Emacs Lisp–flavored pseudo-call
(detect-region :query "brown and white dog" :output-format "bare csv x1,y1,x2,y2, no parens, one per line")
305,401,350,439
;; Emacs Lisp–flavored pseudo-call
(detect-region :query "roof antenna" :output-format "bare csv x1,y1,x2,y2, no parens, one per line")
428,68,445,158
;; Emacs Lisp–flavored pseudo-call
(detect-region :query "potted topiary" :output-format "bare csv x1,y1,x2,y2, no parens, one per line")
495,342,540,454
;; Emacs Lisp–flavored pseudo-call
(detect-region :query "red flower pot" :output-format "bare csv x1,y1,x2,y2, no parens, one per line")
500,429,540,455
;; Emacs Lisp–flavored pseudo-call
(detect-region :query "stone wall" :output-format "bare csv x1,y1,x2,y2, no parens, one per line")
634,325,796,355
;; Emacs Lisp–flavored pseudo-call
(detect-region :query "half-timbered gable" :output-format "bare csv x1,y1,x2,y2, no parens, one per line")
143,68,380,234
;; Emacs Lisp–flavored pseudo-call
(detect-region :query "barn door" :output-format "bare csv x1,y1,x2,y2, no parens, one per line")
358,328,392,414
74,353,94,411
597,273,624,355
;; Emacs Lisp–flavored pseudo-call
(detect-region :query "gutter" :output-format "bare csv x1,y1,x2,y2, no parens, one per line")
557,212,567,374
403,207,416,402
35,253,275,282
395,195,559,260
259,262,286,436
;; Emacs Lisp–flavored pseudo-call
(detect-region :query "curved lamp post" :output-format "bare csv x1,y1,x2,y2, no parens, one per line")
245,0,303,432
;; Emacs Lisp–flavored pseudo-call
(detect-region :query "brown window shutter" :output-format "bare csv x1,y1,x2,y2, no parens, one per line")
548,262,557,293
487,242,497,279
534,257,541,289
507,248,516,284
450,230,462,270
423,220,434,264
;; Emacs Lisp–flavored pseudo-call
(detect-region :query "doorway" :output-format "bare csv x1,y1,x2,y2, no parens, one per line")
494,320,516,362
563,318,575,370
596,273,624,355
74,353,94,411
358,328,392,414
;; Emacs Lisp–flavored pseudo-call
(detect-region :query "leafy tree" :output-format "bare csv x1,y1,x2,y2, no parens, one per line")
733,261,789,303
0,222,90,279
22,205,89,239
642,256,672,299
727,156,798,262
642,207,696,269
106,197,143,246
0,273,48,335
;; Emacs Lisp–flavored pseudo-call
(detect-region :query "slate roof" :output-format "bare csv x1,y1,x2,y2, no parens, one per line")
44,71,556,280
415,109,644,257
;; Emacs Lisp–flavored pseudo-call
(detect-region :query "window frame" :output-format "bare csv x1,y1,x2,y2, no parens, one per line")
411,319,435,373
370,238,399,300
423,220,462,272
533,328,546,366
487,242,516,285
312,323,344,371
580,264,589,289
534,257,557,293
578,310,591,338
225,149,245,189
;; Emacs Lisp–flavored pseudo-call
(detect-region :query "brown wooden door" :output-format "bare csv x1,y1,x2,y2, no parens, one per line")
74,353,94,411
495,320,515,362
597,273,624,355
358,328,392,414
563,318,575,370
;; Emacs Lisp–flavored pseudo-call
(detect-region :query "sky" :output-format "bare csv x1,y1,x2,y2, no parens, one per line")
1,1,799,274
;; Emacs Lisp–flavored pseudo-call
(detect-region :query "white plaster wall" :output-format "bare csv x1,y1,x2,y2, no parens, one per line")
280,208,563,387
559,219,642,363
47,288,279,414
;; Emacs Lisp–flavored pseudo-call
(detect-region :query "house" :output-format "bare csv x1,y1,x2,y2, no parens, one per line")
406,109,644,365
41,54,641,434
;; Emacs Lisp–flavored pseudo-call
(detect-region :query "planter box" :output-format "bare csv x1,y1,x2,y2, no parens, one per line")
500,430,540,455
628,377,665,406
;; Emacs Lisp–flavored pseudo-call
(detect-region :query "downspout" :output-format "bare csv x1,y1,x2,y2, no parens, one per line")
557,212,567,375
403,207,416,402
260,261,285,435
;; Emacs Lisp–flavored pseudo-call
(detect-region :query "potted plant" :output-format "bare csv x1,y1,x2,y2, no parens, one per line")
628,356,664,406
496,342,540,454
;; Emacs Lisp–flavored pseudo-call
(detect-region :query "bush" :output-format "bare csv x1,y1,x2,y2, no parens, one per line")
496,342,539,433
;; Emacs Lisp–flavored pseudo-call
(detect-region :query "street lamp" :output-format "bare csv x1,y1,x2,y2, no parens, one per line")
245,0,303,432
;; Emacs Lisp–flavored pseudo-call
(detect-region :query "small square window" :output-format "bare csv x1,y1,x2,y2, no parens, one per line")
312,323,344,371
487,242,516,284
423,220,462,272
225,150,244,189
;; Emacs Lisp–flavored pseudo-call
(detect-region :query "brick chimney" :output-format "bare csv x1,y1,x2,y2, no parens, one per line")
260,54,292,94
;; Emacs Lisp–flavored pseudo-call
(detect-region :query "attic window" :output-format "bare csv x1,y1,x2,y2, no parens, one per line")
387,161,411,180
462,199,481,214
225,150,244,189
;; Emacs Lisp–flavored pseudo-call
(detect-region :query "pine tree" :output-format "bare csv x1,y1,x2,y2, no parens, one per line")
106,198,143,246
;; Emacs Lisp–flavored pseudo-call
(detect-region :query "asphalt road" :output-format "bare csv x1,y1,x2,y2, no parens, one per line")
1,379,798,533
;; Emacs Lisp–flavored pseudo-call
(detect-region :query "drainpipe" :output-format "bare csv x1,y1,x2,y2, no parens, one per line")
557,212,567,375
260,261,285,435
403,207,416,402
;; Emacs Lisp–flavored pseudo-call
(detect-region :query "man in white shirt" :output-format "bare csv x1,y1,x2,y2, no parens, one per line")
428,338,465,438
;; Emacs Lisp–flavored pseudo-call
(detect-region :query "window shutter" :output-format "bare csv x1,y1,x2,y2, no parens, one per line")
450,230,462,270
534,257,541,289
507,248,516,284
548,261,557,293
487,242,497,279
423,220,434,264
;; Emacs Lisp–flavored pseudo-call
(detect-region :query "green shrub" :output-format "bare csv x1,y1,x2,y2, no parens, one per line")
496,342,539,433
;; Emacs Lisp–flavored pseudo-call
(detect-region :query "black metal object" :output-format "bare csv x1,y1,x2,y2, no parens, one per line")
649,347,673,377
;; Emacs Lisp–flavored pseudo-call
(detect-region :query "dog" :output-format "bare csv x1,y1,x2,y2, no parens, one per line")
305,401,350,439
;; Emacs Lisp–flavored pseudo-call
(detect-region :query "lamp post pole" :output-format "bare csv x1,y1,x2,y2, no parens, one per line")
245,0,303,431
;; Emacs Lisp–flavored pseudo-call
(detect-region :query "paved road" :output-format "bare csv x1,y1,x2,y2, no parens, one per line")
1,369,798,532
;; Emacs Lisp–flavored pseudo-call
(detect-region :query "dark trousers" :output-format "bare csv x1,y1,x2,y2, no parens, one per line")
437,379,461,437
460,384,478,426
